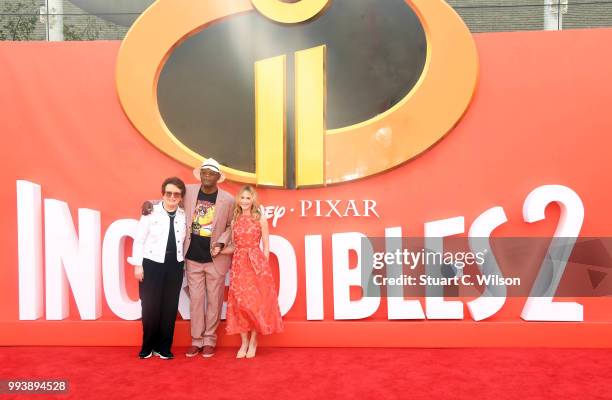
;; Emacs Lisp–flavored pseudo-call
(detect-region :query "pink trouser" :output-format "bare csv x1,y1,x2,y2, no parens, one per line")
185,259,226,347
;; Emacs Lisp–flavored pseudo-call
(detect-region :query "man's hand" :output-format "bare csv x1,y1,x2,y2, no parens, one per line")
134,265,144,282
211,244,224,257
141,201,153,216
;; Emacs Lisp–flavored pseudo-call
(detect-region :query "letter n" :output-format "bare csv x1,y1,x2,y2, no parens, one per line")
44,199,101,320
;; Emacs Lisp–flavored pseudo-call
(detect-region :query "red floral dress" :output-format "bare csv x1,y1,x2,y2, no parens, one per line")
225,214,283,335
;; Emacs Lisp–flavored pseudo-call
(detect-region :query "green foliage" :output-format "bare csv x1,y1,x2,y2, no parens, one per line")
63,16,101,41
0,0,40,41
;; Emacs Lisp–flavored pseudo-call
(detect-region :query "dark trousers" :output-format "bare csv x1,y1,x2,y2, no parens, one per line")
139,257,184,354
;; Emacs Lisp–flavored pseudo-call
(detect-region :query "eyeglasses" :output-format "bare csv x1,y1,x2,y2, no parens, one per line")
164,191,182,199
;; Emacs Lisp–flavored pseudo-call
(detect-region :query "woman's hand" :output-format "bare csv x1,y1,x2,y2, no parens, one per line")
134,265,144,282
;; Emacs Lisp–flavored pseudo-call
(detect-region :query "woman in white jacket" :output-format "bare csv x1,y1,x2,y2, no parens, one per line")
128,177,187,360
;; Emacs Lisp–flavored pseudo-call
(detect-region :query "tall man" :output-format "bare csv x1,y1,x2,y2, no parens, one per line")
144,158,234,358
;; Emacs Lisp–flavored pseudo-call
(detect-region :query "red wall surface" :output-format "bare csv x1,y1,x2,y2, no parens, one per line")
1,28,612,347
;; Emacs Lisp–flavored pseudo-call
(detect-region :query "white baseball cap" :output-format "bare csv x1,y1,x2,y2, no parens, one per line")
193,158,226,183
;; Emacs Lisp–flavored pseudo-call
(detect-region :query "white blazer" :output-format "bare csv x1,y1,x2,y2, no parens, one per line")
128,202,187,266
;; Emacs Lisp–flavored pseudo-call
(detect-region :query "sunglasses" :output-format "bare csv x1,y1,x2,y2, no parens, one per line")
200,170,220,177
164,191,182,199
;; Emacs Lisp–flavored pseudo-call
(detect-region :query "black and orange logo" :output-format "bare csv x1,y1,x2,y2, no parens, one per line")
116,0,478,188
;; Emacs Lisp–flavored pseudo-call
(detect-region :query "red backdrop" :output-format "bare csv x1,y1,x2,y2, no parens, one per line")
1,28,612,347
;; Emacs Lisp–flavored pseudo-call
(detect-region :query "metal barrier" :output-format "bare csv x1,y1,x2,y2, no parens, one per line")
0,0,611,41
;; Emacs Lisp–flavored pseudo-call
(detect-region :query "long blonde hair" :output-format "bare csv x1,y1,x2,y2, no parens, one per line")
232,185,262,225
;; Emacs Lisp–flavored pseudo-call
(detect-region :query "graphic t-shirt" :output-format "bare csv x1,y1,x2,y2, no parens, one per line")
185,190,218,263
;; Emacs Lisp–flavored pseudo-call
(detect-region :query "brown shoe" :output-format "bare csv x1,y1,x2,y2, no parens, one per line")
185,346,202,357
202,345,215,358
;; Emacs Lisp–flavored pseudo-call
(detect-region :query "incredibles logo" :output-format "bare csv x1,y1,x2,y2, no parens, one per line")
116,0,478,188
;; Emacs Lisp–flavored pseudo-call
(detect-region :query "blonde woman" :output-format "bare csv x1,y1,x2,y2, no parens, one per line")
221,185,283,358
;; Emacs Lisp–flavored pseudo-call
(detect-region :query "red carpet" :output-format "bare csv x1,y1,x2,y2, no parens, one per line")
1,347,611,399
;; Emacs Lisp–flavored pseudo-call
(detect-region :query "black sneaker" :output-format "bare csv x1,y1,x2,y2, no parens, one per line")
138,350,153,359
153,350,174,360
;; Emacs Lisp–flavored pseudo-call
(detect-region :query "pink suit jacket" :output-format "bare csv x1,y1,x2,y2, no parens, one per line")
183,184,234,275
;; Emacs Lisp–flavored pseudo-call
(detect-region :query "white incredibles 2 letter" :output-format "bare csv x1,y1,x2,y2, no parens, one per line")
44,199,102,320
17,180,44,320
102,219,141,320
332,232,380,319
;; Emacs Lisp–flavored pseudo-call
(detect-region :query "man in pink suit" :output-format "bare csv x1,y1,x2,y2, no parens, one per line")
182,159,234,358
